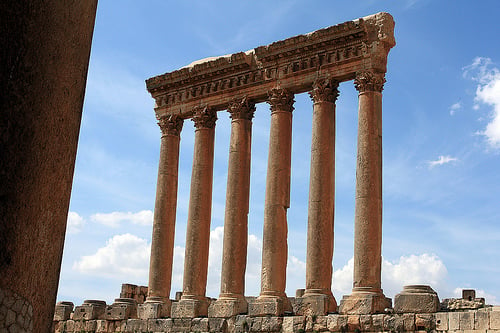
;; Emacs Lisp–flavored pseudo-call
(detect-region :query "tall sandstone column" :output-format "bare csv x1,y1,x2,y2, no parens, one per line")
146,115,183,316
172,107,217,318
209,98,255,318
249,88,294,316
339,70,391,314
0,2,97,332
302,78,339,315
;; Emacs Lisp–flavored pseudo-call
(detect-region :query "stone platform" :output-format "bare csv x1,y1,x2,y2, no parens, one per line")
52,307,500,333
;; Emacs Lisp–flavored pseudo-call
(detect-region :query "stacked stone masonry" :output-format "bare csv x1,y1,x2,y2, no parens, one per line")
52,307,500,332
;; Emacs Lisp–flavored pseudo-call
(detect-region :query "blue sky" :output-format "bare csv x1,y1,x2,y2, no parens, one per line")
58,0,500,306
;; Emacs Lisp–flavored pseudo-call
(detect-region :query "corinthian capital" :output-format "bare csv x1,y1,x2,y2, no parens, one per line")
157,114,184,136
309,78,339,103
192,106,217,129
354,70,386,92
228,97,256,120
267,88,294,113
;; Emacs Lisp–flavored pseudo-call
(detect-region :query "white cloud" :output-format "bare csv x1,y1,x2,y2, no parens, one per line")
90,210,153,227
332,254,448,300
449,102,461,116
73,233,150,280
463,57,500,148
428,155,458,168
67,211,85,234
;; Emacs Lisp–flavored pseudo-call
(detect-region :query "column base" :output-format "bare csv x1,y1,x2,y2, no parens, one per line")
171,297,209,318
208,296,248,318
339,290,391,315
138,297,171,319
248,295,291,316
296,290,337,315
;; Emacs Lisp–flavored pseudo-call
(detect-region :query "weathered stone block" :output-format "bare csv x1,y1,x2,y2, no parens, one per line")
54,301,74,321
327,314,348,331
449,311,460,330
248,297,284,316
460,311,474,330
171,298,209,318
492,310,500,329
384,313,404,332
209,317,227,333
73,300,106,320
147,318,173,332
339,292,391,314
105,303,134,320
234,315,251,333
359,314,372,331
262,316,283,331
371,313,385,331
415,313,435,330
394,285,440,313
282,315,305,332
123,319,147,332
208,298,247,318
435,312,448,331
95,320,107,333
138,300,170,319
402,313,415,331
295,294,330,316
475,309,489,329
192,317,209,332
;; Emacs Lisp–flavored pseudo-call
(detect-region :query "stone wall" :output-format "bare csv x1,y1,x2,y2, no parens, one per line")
52,307,500,332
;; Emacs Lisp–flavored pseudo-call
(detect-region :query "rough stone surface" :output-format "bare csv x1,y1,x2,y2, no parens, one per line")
0,2,97,332
394,285,440,313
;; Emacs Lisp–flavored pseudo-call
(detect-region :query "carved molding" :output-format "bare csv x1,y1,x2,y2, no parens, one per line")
157,115,184,136
147,12,395,116
267,88,294,113
354,70,386,92
228,97,256,120
192,106,217,129
309,78,339,103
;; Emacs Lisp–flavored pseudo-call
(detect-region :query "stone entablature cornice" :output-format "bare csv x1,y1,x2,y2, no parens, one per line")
147,12,395,119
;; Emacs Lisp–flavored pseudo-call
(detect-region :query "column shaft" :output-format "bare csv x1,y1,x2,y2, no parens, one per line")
303,79,339,314
209,99,255,318
147,116,183,311
339,70,390,314
249,88,294,316
173,107,216,318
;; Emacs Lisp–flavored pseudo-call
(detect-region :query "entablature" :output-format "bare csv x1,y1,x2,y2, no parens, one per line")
146,12,395,119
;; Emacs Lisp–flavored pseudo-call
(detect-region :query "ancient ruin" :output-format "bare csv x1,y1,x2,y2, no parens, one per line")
50,12,499,333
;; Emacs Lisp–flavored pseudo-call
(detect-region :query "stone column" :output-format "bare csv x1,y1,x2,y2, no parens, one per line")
209,98,255,318
249,88,294,316
339,70,391,314
301,78,339,315
145,115,183,317
172,107,217,318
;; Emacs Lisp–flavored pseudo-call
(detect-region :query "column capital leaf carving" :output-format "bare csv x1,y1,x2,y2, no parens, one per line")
309,78,340,103
354,70,386,92
267,88,294,113
192,106,217,129
228,97,256,120
157,114,184,136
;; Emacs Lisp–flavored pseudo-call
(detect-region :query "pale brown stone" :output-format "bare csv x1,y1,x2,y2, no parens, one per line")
210,99,255,318
173,107,216,318
250,88,294,316
147,115,183,316
340,70,390,315
394,285,440,313
435,311,449,331
302,78,339,315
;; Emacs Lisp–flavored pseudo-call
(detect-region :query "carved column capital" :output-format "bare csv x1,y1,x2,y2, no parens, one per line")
309,78,339,103
157,114,184,136
354,70,386,93
267,88,294,113
192,106,217,129
228,97,256,120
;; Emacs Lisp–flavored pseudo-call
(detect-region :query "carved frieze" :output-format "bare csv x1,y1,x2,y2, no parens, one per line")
192,106,217,129
157,115,184,136
354,70,386,93
147,12,395,117
228,97,256,121
309,78,339,103
267,88,294,113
